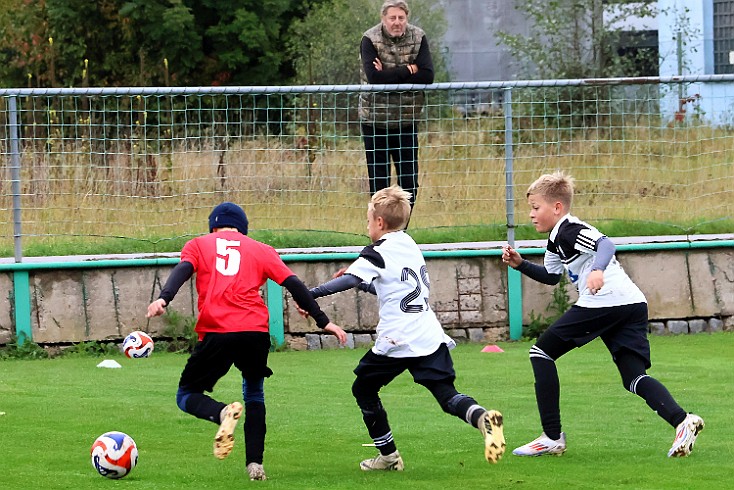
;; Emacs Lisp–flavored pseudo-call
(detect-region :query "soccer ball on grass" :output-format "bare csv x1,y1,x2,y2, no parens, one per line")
90,431,138,479
122,331,154,358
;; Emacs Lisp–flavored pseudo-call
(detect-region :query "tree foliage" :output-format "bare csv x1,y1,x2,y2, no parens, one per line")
497,0,658,79
0,0,314,87
287,0,448,85
185,0,305,86
118,0,202,85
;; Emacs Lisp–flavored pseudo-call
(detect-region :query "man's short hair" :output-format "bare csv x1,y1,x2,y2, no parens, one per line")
381,0,409,16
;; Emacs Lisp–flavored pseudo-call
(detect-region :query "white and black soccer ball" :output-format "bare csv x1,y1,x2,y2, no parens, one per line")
122,331,154,358
90,431,138,479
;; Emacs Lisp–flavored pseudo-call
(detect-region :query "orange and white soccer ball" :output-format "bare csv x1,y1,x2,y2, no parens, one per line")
90,431,138,479
122,331,154,358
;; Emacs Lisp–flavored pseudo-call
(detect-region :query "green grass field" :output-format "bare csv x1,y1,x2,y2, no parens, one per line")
1,333,732,489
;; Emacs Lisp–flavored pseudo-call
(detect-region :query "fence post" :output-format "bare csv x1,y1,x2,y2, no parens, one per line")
9,96,34,345
12,271,33,345
504,87,523,341
266,279,285,348
9,95,22,263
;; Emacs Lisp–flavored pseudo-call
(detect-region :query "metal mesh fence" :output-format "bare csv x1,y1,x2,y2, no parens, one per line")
1,77,733,258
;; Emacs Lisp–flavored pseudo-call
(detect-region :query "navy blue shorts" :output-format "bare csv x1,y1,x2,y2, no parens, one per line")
353,342,457,388
178,331,273,393
548,302,651,368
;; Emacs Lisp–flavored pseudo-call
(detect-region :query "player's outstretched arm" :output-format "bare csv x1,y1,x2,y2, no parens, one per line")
147,298,167,318
147,261,194,318
283,276,349,346
503,245,561,285
310,273,363,299
501,245,523,268
323,322,348,345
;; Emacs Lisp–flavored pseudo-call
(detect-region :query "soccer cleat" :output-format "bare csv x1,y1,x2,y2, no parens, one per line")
479,410,506,463
247,462,267,481
213,402,243,459
512,432,566,457
668,413,704,458
359,451,405,471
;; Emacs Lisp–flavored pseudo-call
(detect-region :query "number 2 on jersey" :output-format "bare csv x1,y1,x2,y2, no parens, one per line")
400,266,430,313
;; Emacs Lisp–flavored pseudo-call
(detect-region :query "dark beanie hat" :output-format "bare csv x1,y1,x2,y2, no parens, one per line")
208,202,249,234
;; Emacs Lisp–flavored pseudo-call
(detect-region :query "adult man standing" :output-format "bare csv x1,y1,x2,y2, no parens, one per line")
359,0,434,215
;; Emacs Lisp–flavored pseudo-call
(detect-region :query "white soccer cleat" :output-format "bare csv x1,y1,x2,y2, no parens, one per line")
213,402,243,459
479,410,506,463
668,413,704,458
247,462,267,481
512,432,566,457
359,450,405,471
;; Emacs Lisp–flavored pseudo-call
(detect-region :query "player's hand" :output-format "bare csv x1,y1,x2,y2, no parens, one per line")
586,269,604,295
373,58,383,71
295,304,309,318
501,245,523,268
332,267,348,279
324,322,348,345
146,298,166,318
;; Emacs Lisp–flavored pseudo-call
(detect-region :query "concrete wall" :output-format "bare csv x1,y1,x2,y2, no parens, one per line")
1,240,732,347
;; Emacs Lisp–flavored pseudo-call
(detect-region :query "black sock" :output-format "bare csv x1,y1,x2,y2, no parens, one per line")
632,375,687,427
244,401,266,465
183,393,226,423
445,394,484,427
361,401,397,455
531,356,562,440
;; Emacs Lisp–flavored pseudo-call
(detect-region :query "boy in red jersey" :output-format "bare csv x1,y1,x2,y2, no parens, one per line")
147,202,346,481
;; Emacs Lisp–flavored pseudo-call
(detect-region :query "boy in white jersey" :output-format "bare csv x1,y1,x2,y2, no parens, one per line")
502,171,703,458
308,185,505,470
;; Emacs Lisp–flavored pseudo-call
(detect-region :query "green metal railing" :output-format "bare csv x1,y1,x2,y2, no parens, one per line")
2,238,732,347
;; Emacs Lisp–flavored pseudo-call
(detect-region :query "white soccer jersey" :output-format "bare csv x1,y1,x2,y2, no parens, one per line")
545,214,647,308
346,231,455,358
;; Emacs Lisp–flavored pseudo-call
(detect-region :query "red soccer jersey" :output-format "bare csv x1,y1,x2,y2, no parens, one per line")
180,230,294,338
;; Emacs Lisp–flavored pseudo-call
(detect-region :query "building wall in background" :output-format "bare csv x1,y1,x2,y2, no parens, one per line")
440,0,530,81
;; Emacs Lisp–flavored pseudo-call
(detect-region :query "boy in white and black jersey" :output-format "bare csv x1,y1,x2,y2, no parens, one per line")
502,171,703,458
307,185,506,471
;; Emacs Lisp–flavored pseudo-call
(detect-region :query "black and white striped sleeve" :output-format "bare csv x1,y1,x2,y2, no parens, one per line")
576,227,604,254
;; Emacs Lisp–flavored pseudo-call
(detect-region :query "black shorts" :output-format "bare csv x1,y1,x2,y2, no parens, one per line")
178,331,273,393
353,343,456,388
549,302,651,368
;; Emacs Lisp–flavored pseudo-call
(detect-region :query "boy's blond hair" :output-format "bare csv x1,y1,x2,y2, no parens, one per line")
526,171,574,211
370,185,412,230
